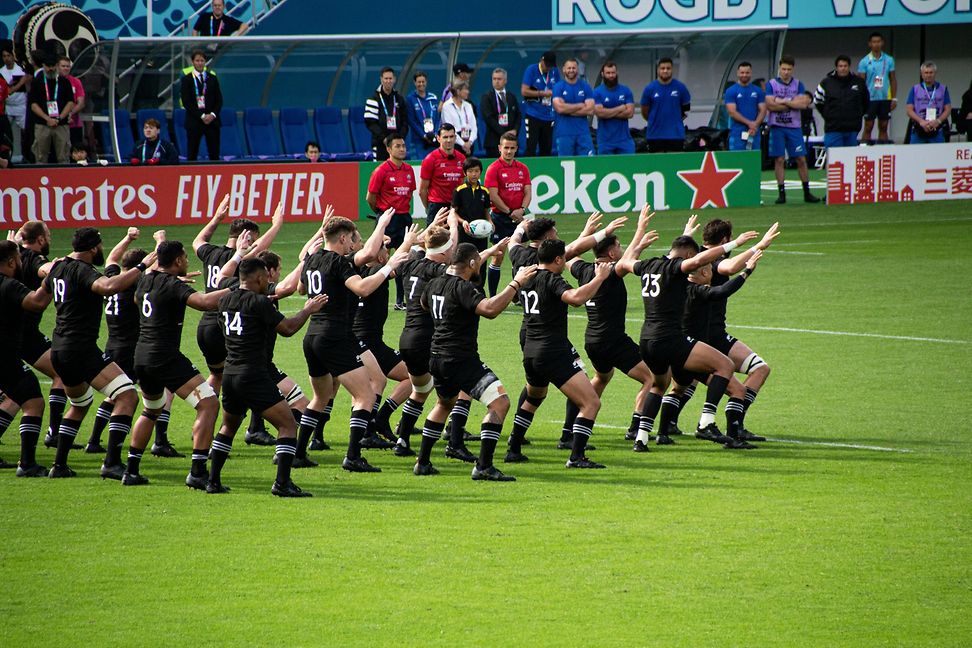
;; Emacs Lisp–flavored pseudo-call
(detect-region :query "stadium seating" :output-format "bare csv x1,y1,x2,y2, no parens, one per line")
172,108,207,159
475,114,487,158
348,106,373,157
279,107,313,157
219,108,246,160
314,106,370,161
243,107,283,158
100,109,136,161
135,108,170,141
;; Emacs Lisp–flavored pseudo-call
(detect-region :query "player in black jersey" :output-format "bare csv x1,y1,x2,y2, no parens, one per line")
118,240,230,487
620,225,759,452
0,241,54,476
298,215,410,474
566,204,660,443
211,258,327,497
413,242,537,479
510,239,613,468
40,227,158,478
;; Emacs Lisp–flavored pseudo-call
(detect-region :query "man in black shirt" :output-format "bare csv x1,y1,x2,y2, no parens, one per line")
510,239,612,468
119,240,230,487
618,225,758,451
211,258,326,497
364,67,409,161
298,216,409,473
180,50,223,161
192,0,248,36
41,227,158,478
0,240,53,476
27,51,74,163
480,68,522,158
413,243,537,479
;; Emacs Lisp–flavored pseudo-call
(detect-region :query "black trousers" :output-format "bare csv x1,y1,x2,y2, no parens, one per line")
187,122,220,161
524,116,553,157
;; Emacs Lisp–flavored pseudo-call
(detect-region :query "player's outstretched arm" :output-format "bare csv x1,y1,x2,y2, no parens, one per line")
274,259,306,299
22,286,54,312
567,215,627,259
92,248,158,296
354,207,395,267
187,287,231,311
683,214,700,238
105,227,140,268
477,264,537,318
717,222,779,275
681,230,757,274
479,237,510,267
192,194,230,253
706,249,762,301
346,247,409,298
616,229,660,276
245,201,285,258
276,295,328,337
218,230,255,280
561,261,612,306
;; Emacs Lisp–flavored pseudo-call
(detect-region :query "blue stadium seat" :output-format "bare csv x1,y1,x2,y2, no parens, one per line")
475,114,487,158
517,122,526,153
243,107,282,158
279,107,312,156
100,109,136,161
348,106,373,157
219,108,245,160
172,108,207,159
136,108,170,141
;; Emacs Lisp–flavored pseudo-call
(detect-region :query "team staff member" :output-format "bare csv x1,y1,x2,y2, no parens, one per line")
765,55,819,204
56,57,84,148
858,32,896,145
480,68,521,158
484,131,530,288
813,55,869,148
406,71,439,157
592,60,635,155
28,51,74,164
192,0,248,36
366,133,417,308
364,67,409,161
520,51,559,157
724,61,766,152
906,62,952,145
440,82,477,156
552,58,594,156
180,50,222,161
640,58,690,153
420,123,465,225
128,118,179,165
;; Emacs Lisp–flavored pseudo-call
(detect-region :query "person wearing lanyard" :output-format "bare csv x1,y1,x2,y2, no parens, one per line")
906,61,952,144
551,58,595,157
56,57,85,148
480,67,521,158
857,32,896,145
440,81,477,156
179,50,222,161
192,0,248,36
406,71,439,157
419,123,465,226
27,52,74,164
128,118,178,165
364,67,409,161
520,51,559,157
440,62,472,110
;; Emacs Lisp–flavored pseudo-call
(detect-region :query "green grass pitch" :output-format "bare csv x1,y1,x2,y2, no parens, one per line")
1,195,970,646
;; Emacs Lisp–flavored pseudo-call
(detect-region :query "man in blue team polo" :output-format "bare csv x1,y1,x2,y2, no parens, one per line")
724,61,766,152
858,32,897,145
552,58,594,156
520,51,560,156
640,57,691,153
593,60,635,155
406,71,439,158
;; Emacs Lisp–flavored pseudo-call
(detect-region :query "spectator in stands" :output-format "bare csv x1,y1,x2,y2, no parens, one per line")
441,81,477,156
480,67,521,158
724,61,766,151
56,56,85,148
765,55,819,204
592,60,635,155
364,66,409,161
129,118,179,165
858,32,896,145
70,144,88,164
180,50,222,161
304,140,321,162
0,72,9,151
192,0,248,36
406,71,439,157
521,51,559,157
440,62,472,109
640,57,691,153
1,45,27,161
906,61,952,145
813,55,868,148
552,58,594,156
28,51,73,164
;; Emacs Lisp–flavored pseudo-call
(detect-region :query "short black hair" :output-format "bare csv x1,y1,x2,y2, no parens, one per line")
72,227,101,252
257,250,280,271
780,54,795,67
305,140,320,151
238,257,267,278
437,123,456,135
228,218,259,237
121,248,147,270
738,61,752,69
526,218,556,241
537,239,566,264
413,70,427,81
71,144,88,154
593,234,618,257
869,31,883,41
384,132,404,148
157,240,185,267
0,43,13,56
451,242,480,266
670,235,700,254
541,51,556,67
0,240,19,265
380,66,395,76
190,49,207,62
835,55,851,67
463,157,482,173
702,219,732,245
658,57,674,67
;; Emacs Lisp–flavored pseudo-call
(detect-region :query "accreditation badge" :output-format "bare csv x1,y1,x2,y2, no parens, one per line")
46,101,59,117
196,95,206,109
873,75,884,90
498,113,509,126
926,107,937,121
423,117,434,134
541,96,552,106
386,115,397,129
460,127,471,141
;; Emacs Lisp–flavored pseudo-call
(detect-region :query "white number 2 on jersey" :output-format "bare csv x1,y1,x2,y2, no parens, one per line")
520,290,540,315
641,273,661,298
223,311,243,336
430,294,445,320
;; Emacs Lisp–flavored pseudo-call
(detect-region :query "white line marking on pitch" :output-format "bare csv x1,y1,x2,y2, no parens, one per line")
765,250,825,255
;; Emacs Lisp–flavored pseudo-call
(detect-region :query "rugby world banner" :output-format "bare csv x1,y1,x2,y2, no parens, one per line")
826,142,972,205
359,151,761,217
0,162,360,228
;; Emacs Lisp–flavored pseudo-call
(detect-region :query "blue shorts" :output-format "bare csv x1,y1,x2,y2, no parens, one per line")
824,131,859,148
728,130,761,151
911,130,945,144
556,132,593,157
769,127,806,158
597,139,635,155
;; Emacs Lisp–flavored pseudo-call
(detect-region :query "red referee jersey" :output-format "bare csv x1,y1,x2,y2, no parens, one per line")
420,147,466,204
368,159,416,214
484,158,531,212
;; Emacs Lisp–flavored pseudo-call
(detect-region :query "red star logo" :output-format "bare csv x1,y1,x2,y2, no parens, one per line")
677,151,743,209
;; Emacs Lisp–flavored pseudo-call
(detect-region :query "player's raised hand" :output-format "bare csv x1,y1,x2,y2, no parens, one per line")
605,216,628,235
304,294,329,313
638,203,655,228
238,229,255,252
683,214,699,236
272,201,285,226
640,230,660,248
513,263,538,285
431,207,449,228
582,211,603,235
215,194,230,220
756,222,781,249
376,207,395,229
387,247,411,270
745,249,763,270
593,260,614,279
141,248,159,267
126,227,140,240
401,223,422,249
734,230,759,246
492,236,511,252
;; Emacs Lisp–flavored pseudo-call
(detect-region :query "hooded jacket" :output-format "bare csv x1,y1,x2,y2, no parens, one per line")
813,70,869,132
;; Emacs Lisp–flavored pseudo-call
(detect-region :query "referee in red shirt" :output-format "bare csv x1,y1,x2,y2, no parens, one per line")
366,132,416,307
418,123,465,225
484,130,532,295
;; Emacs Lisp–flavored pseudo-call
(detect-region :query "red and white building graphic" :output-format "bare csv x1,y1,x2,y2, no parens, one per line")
827,143,972,205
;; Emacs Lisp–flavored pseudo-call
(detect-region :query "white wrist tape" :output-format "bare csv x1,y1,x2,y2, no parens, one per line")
379,265,393,278
723,241,738,253
231,252,244,264
593,230,607,243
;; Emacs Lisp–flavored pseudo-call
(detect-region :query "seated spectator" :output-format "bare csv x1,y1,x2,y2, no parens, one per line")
192,0,248,36
906,61,952,144
441,81,477,156
129,118,179,165
71,144,89,164
304,140,321,162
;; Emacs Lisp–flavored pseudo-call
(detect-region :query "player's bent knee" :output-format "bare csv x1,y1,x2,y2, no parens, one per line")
413,378,434,394
142,393,166,409
184,381,217,408
476,379,505,407
101,374,137,401
740,353,767,375
68,386,95,408
284,383,305,407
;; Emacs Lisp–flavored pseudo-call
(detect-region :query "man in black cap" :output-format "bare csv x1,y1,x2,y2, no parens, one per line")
440,62,473,110
520,51,560,157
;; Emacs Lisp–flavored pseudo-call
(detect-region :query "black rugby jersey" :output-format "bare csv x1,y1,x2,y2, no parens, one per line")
633,256,688,340
19,246,48,332
424,274,485,359
217,289,284,375
682,274,746,342
0,275,31,354
303,249,358,338
104,264,140,351
520,268,572,358
134,271,197,362
509,244,538,274
353,264,389,340
196,243,235,326
570,260,626,345
44,258,105,350
398,257,447,349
